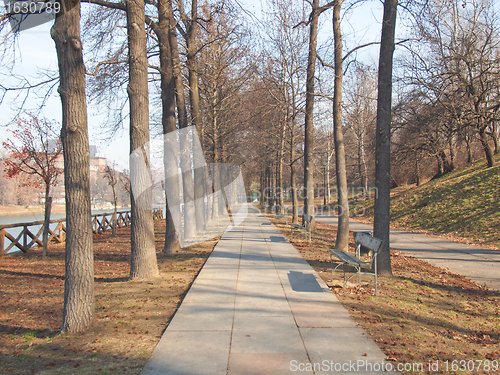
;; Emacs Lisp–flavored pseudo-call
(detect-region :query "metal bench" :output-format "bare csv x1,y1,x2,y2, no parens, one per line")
290,214,312,244
329,231,383,295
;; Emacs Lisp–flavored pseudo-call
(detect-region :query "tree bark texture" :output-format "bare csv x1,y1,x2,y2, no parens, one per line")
157,0,181,254
290,124,299,224
155,0,181,253
51,0,94,333
186,0,206,231
373,0,398,277
332,0,350,252
166,0,197,240
127,0,159,279
303,0,319,230
479,126,495,168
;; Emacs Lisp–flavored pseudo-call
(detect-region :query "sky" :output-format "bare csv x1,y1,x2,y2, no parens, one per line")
0,0,386,171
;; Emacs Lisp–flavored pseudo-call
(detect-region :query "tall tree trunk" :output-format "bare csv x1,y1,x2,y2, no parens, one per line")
290,161,299,224
212,107,222,218
278,123,286,214
448,136,455,171
290,81,299,223
127,0,159,279
440,150,451,174
359,133,368,192
167,0,197,240
332,0,349,251
260,171,266,206
415,152,421,186
373,0,398,277
42,184,52,259
157,0,181,253
186,0,206,231
326,150,331,203
51,0,94,333
303,0,319,230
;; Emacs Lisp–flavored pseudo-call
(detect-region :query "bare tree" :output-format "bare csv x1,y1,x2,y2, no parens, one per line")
262,0,308,222
51,0,95,333
344,64,377,192
302,0,320,230
3,115,63,258
104,163,119,236
176,0,207,230
155,0,182,253
373,0,398,277
127,0,159,279
331,0,350,251
403,0,500,168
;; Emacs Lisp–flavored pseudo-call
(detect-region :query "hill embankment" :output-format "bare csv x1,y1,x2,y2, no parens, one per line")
356,154,500,249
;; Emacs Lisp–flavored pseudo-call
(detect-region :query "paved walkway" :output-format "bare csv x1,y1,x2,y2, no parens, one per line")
316,216,500,291
141,205,397,375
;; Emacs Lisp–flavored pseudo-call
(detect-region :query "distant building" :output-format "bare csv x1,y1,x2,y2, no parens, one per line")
89,145,106,173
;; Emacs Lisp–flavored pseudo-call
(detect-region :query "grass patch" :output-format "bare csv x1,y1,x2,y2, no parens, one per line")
351,154,500,249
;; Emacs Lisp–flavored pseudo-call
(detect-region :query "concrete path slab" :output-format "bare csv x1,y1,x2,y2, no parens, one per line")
141,205,397,374
316,216,500,291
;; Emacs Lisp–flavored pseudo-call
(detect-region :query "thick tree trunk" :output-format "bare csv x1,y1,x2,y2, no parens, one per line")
168,3,188,129
303,0,319,230
373,0,398,277
51,0,94,333
479,126,495,168
167,1,196,240
492,124,499,155
185,0,206,231
436,153,444,177
332,0,349,251
157,0,181,254
127,0,159,279
440,150,452,174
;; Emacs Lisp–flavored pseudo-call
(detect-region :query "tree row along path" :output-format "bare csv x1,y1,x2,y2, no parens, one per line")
316,216,500,291
141,204,399,375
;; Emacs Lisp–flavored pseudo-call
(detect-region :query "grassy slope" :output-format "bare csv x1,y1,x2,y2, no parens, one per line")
359,153,500,249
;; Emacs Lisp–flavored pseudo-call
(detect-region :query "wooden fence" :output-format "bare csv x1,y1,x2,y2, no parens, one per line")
0,208,164,257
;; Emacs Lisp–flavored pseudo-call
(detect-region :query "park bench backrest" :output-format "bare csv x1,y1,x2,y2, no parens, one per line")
354,232,383,253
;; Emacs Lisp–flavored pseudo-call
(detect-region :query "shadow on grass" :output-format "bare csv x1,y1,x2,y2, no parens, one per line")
0,270,64,280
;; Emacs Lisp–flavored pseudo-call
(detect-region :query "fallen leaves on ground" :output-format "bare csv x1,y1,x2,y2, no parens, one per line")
0,219,217,375
268,213,500,375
